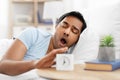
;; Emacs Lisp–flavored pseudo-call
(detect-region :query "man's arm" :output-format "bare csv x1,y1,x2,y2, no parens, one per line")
0,39,35,75
0,60,35,76
0,39,68,76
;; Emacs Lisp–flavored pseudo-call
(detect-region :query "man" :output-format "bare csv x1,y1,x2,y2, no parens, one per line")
0,11,87,76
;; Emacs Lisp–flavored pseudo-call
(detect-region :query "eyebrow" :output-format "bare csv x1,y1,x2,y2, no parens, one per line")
62,21,68,25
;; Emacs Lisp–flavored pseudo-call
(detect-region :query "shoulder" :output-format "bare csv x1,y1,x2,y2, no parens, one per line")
16,27,52,42
24,27,51,36
17,27,47,37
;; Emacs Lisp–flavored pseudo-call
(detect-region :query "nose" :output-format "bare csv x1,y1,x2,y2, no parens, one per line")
64,28,71,37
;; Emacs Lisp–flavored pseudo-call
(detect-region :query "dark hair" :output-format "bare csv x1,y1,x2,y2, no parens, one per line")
56,11,87,33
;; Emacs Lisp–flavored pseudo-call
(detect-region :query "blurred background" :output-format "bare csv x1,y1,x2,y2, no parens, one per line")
0,0,120,38
0,0,120,61
0,0,119,39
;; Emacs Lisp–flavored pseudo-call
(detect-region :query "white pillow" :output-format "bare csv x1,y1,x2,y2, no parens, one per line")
72,29,99,64
72,0,120,63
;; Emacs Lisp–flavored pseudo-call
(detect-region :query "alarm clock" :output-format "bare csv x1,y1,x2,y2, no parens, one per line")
56,54,74,71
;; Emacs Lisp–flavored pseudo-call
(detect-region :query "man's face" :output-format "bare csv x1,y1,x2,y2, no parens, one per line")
53,16,83,48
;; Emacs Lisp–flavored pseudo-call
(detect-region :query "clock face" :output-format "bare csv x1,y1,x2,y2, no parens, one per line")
62,56,70,66
56,54,74,71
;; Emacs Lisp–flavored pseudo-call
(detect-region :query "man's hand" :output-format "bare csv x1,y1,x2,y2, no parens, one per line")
34,47,68,69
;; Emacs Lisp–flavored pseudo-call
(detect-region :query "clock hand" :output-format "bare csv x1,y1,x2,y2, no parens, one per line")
63,59,66,65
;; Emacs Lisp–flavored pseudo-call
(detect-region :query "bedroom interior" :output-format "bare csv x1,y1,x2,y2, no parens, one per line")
0,0,120,79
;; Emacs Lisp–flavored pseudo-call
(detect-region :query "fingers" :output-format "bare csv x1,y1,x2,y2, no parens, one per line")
51,61,56,65
52,47,68,55
37,60,55,68
45,47,68,60
35,47,68,69
48,61,56,68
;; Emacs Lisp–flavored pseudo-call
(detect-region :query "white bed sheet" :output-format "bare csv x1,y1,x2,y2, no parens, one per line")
0,69,49,80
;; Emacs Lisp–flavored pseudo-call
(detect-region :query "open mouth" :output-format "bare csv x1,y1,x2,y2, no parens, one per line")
60,38,67,47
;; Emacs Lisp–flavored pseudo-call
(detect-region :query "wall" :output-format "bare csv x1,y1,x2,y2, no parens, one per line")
0,0,9,39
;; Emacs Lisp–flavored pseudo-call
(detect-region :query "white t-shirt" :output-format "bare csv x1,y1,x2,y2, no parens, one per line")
16,27,52,60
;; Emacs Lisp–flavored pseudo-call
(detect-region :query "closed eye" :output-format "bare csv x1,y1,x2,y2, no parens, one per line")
72,26,79,34
60,22,68,28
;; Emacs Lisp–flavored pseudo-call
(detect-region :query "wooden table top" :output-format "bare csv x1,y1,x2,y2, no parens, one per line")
37,64,120,80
